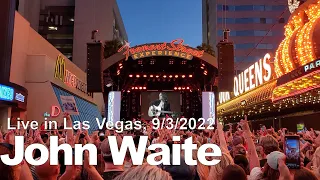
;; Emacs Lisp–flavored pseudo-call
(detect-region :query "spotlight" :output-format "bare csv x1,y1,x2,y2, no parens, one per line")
119,63,122,66
201,66,204,69
129,74,133,77
143,75,147,78
178,87,181,90
127,90,130,93
150,75,154,78
175,75,178,78
156,75,159,78
189,75,192,78
119,66,123,69
182,75,185,78
202,63,205,66
139,87,142,89
163,75,167,78
131,87,134,89
182,87,185,90
169,75,173,78
136,75,140,78
135,87,138,89
186,87,190,89
143,87,146,90
174,87,177,90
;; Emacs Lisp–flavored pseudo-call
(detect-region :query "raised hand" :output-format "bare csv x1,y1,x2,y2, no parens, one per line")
5,130,15,145
239,116,250,132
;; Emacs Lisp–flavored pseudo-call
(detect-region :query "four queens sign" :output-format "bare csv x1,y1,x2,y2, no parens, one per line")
234,53,272,96
118,39,204,61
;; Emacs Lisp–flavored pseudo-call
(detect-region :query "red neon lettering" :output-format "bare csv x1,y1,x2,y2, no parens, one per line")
51,106,61,117
118,39,204,60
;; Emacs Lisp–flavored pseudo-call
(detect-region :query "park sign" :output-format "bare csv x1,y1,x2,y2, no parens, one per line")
118,39,204,61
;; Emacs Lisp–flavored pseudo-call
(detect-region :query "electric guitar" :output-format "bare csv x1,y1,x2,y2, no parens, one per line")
148,105,181,117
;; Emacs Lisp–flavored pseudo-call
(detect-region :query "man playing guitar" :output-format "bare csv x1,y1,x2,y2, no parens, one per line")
148,92,171,118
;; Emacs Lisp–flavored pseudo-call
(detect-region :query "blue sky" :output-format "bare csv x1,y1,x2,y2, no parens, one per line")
117,0,202,48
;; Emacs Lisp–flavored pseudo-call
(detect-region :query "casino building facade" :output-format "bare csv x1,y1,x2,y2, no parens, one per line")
0,11,103,131
217,0,320,131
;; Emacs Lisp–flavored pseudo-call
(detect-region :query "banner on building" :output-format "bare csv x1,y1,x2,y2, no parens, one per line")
60,95,79,115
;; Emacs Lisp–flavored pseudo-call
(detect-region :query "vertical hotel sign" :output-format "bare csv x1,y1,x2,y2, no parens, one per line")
54,55,92,97
117,39,205,61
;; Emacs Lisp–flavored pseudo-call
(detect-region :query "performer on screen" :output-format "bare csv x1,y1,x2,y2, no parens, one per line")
148,92,171,118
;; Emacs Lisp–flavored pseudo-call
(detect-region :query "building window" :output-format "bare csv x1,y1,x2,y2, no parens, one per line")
260,18,266,24
253,5,265,11
218,18,273,24
217,5,285,11
234,43,255,49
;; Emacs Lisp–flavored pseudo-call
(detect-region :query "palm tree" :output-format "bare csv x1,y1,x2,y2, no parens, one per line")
197,43,215,57
104,39,123,59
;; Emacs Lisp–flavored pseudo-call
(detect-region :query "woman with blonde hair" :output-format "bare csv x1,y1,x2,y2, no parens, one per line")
114,164,172,180
208,152,234,180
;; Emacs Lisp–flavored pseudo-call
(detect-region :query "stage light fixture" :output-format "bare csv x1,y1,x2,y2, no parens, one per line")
143,87,146,89
163,75,167,78
127,90,130,93
139,87,142,89
182,87,185,90
117,70,120,75
201,66,204,69
182,75,185,78
143,75,147,78
131,87,134,89
189,75,192,78
175,75,178,78
202,63,205,67
135,87,138,89
150,75,154,78
156,75,159,78
187,87,190,89
169,75,173,78
119,66,123,69
178,87,181,90
136,75,140,78
119,63,122,66
129,74,133,77
174,87,177,90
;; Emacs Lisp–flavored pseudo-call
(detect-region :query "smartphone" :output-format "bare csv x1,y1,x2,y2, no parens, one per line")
297,123,305,133
284,135,300,169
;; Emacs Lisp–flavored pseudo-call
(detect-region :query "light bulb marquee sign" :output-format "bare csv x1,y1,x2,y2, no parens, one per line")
234,53,272,96
118,39,204,61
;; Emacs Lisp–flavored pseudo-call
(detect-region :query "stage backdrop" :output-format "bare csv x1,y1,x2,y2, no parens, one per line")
141,91,181,120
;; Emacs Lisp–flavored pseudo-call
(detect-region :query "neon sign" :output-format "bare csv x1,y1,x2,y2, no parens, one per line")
118,39,204,61
54,55,92,97
234,53,272,96
304,59,320,73
44,106,61,117
15,93,25,102
0,84,14,101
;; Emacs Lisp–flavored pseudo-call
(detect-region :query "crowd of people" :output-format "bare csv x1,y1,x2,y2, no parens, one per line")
0,114,320,180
